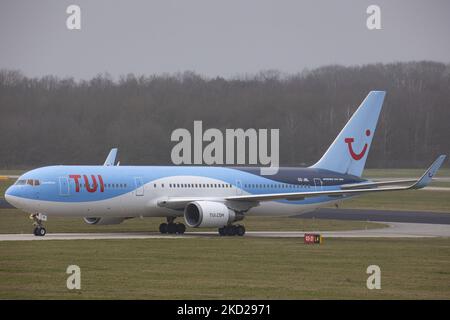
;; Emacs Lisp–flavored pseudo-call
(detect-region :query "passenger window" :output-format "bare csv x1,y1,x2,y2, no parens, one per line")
34,180,40,186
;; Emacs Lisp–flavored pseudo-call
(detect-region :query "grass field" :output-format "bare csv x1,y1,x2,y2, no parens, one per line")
341,190,450,213
0,237,449,299
0,169,449,300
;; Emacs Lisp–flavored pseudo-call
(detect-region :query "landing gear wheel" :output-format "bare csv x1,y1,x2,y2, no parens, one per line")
236,225,246,236
31,214,47,236
176,223,186,234
38,227,46,236
159,219,186,235
159,223,168,234
218,225,246,236
167,223,177,234
225,225,236,236
33,227,46,237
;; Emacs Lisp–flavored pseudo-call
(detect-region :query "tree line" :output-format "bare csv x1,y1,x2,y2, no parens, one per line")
0,61,449,168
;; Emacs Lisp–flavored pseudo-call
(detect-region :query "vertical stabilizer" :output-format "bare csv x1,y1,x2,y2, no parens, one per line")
310,91,386,177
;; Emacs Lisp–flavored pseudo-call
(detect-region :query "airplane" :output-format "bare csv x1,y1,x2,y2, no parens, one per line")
4,91,447,237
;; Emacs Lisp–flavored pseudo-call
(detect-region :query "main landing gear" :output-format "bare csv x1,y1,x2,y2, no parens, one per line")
218,224,246,236
159,217,186,235
30,213,47,236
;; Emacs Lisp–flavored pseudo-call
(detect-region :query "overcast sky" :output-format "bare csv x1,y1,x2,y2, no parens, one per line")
0,0,449,79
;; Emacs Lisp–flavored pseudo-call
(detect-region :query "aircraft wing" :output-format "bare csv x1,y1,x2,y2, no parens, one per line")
340,179,417,190
225,155,446,202
157,155,446,210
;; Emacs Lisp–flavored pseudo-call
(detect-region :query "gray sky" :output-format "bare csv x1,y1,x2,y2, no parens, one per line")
1,0,449,79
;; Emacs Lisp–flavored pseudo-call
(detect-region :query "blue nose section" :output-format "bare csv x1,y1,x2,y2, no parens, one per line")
4,186,13,205
4,186,21,209
4,185,22,200
4,185,14,199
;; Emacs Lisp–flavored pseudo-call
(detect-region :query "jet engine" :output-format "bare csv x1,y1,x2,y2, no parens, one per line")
184,201,239,228
83,217,125,225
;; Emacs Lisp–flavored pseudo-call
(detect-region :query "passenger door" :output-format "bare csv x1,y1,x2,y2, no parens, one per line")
59,176,70,196
134,177,144,196
236,180,243,195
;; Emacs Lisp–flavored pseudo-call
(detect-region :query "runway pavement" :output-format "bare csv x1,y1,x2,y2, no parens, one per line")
0,222,449,241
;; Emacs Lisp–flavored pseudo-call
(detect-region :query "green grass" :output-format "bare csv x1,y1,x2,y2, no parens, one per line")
341,190,450,212
1,168,448,299
0,237,449,299
428,182,450,188
0,208,384,234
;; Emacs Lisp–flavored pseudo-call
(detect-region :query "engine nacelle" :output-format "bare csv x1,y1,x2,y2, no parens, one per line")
83,217,125,225
184,201,236,228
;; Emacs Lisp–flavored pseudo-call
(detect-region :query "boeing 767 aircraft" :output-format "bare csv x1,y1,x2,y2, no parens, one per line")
4,91,446,236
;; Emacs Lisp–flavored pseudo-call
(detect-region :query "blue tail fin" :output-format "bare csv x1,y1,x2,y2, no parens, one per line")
311,91,386,177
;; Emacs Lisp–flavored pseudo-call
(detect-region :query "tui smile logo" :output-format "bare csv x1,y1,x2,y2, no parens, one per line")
345,129,371,160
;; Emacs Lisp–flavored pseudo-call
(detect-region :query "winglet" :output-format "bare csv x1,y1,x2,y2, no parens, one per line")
411,155,447,189
104,148,118,166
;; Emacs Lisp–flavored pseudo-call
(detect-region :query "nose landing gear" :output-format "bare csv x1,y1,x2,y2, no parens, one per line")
30,213,47,236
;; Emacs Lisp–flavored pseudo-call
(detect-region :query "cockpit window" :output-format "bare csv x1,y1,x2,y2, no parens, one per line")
15,179,40,186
